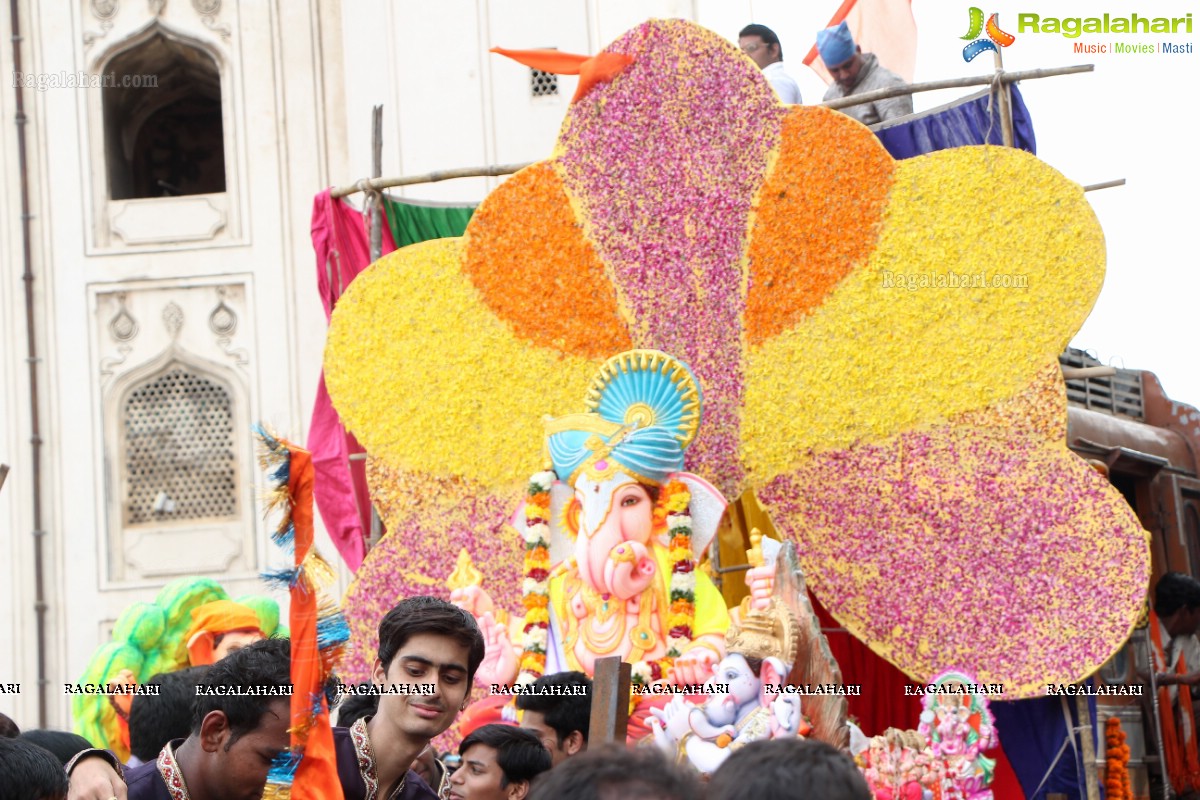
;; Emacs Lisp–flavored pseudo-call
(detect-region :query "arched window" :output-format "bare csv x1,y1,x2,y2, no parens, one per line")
122,365,237,526
103,31,225,200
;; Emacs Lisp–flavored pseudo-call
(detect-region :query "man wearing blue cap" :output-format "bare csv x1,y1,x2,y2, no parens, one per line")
817,21,912,125
738,24,802,105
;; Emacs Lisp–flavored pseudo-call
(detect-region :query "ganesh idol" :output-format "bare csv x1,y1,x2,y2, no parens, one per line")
453,351,771,708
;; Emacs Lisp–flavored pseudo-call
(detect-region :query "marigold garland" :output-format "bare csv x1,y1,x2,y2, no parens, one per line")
1104,716,1132,800
516,471,556,685
631,480,694,687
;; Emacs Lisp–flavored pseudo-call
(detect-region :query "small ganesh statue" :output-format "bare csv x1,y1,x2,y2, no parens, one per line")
918,671,998,800
648,597,810,775
452,350,775,736
858,728,943,800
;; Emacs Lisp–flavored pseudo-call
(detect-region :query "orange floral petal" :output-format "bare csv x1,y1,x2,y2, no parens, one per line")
744,106,894,345
463,162,631,358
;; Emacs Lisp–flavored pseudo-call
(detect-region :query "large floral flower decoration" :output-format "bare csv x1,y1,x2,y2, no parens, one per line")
325,18,1148,696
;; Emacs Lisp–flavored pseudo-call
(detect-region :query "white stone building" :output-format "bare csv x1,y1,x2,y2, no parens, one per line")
1,0,810,731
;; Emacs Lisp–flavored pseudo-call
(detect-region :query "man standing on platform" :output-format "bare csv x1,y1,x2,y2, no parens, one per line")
817,21,912,125
738,24,802,105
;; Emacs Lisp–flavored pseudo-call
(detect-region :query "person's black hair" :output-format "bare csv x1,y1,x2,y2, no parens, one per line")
515,671,592,745
0,712,20,738
707,739,870,800
1154,572,1200,617
191,637,291,748
16,730,93,767
458,724,552,787
0,736,69,800
526,744,700,800
334,690,379,728
739,23,784,60
377,596,485,684
129,666,210,762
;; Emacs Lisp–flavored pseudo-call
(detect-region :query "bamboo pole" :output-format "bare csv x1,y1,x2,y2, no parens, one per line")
331,162,534,199
992,46,1014,148
823,63,1093,111
1062,366,1118,379
329,65,1095,200
367,105,385,550
1075,693,1100,800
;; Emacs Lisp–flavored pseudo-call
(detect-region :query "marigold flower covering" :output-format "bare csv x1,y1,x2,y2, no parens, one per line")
326,18,1149,696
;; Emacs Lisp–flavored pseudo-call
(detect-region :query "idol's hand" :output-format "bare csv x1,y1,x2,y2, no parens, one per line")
473,611,520,687
672,645,718,687
745,563,776,611
450,584,496,619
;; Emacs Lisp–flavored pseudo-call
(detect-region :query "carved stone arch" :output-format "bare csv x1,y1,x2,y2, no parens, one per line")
103,344,254,582
96,22,227,201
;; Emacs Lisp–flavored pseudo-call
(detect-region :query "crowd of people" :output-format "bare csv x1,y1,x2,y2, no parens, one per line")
0,596,873,800
738,20,912,124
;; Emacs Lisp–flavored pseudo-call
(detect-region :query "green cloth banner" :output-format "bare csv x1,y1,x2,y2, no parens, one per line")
383,196,477,247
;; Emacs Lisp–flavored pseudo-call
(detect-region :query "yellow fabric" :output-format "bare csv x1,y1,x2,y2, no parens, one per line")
549,542,729,672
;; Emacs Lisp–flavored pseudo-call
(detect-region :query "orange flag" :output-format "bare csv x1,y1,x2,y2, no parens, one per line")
490,47,635,102
286,445,343,800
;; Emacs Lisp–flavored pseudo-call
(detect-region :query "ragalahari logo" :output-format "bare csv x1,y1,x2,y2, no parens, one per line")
961,8,1016,61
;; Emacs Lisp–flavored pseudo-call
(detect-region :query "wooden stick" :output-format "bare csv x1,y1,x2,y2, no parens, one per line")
1075,692,1100,800
823,64,1094,111
367,105,385,551
1061,366,1118,379
1083,179,1126,192
589,656,632,745
331,162,534,199
330,64,1095,199
992,48,1014,148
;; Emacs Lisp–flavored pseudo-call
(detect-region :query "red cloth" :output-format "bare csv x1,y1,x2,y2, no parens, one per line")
308,191,397,570
808,592,921,735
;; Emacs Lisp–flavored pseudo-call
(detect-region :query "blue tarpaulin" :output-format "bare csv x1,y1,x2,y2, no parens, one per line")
873,84,1036,160
990,691,1100,800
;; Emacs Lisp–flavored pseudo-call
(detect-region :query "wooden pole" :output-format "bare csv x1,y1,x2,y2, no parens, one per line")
329,64,1093,201
369,105,383,263
991,43,1014,148
822,63,1093,111
367,105,385,550
589,656,632,745
1075,693,1100,800
331,162,534,199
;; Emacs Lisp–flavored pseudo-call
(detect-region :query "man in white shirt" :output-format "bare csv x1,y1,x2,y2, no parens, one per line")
738,24,802,105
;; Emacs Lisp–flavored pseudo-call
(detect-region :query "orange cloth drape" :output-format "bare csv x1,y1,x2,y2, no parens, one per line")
286,444,344,800
1150,610,1200,794
490,47,634,102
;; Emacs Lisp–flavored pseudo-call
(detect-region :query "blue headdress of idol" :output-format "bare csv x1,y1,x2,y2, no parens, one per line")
544,350,702,488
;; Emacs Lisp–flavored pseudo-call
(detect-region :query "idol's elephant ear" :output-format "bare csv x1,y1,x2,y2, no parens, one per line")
757,656,790,710
670,472,727,558
511,480,577,569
